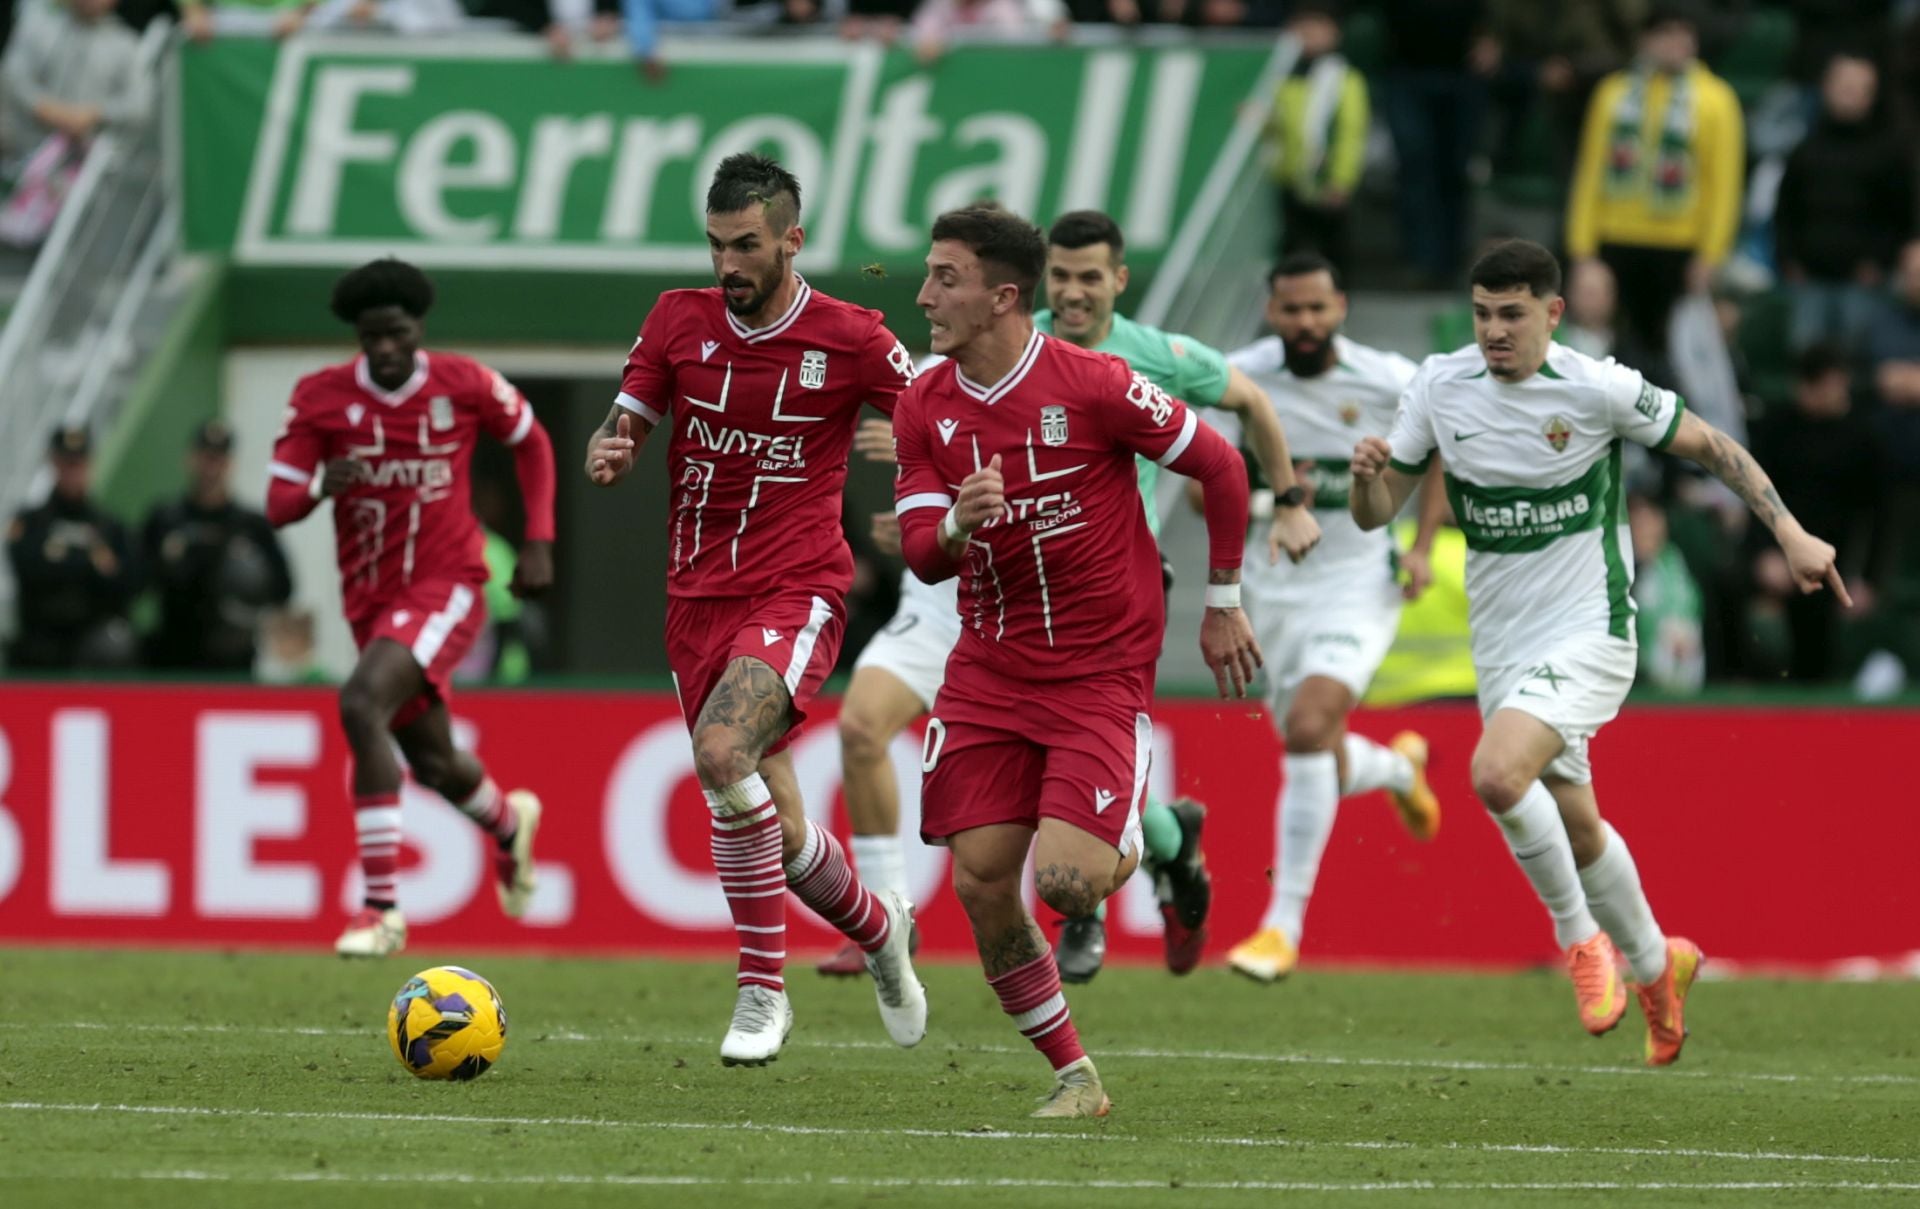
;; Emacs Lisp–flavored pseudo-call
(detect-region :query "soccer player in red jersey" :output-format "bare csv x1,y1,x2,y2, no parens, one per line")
892,207,1260,1116
265,259,557,958
583,153,927,1066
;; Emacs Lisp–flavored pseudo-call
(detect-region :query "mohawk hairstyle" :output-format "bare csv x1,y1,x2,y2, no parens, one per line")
330,258,435,323
707,152,802,233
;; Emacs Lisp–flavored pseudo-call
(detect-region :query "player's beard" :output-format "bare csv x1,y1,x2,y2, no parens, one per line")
1282,333,1336,378
723,248,787,318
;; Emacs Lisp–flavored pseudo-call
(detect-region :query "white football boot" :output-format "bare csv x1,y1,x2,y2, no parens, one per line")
1032,1056,1111,1118
864,890,928,1048
496,790,542,917
334,907,406,957
719,984,794,1066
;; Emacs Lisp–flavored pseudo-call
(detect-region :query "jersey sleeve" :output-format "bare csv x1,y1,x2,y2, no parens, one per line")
1198,405,1245,448
891,387,961,583
265,385,326,526
1386,362,1438,474
471,360,538,446
858,319,917,418
1599,357,1687,450
616,302,675,427
1157,332,1233,409
1101,359,1203,466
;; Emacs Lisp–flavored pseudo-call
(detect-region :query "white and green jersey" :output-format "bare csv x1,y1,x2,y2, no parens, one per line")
1215,334,1418,602
1387,342,1685,668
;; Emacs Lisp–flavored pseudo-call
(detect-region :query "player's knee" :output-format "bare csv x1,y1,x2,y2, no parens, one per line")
1470,754,1531,814
406,750,455,797
336,681,389,746
691,725,755,789
1283,702,1342,753
837,707,891,769
951,860,1017,918
1034,863,1102,919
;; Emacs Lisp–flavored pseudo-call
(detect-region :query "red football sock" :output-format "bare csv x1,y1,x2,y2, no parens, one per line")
706,776,786,992
353,792,402,909
786,820,891,953
989,952,1087,1070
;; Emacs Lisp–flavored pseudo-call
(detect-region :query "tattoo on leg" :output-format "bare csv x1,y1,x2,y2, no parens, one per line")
694,659,793,763
973,916,1048,978
1035,863,1101,919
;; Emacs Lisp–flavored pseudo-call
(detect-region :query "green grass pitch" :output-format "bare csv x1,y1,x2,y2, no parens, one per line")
2,948,1917,1207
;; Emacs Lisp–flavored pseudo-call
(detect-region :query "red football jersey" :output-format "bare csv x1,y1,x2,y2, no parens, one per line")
268,352,535,621
893,332,1203,681
617,279,914,599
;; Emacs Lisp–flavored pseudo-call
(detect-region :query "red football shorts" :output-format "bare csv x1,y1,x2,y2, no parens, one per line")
665,589,845,756
350,578,487,732
919,661,1155,856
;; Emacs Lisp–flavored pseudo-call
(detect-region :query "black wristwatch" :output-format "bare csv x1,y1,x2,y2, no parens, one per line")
1274,485,1307,509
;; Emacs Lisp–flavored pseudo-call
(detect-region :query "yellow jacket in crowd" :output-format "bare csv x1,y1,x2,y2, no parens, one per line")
1265,55,1369,205
1565,60,1744,263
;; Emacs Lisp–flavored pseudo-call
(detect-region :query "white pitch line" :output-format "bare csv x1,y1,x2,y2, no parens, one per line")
3,1101,1913,1169
6,1019,1916,1089
11,1170,1920,1194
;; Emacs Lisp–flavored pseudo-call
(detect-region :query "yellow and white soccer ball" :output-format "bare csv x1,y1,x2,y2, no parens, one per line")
386,965,507,1081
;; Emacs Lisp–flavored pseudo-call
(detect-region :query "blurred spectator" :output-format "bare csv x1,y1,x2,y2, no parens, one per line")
623,0,720,81
1629,489,1706,693
1566,6,1743,363
1870,239,1920,584
142,420,293,674
0,0,147,222
175,0,315,39
256,607,327,685
6,426,139,671
1263,2,1367,274
306,0,469,34
1869,238,1920,415
1775,53,1914,352
1559,255,1662,372
1378,0,1498,285
1536,0,1648,184
1785,0,1896,86
1747,344,1881,680
910,0,1064,63
469,0,622,56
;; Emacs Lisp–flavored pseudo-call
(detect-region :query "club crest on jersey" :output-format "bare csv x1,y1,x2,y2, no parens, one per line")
347,403,365,428
429,396,454,431
799,349,828,389
1340,401,1362,426
1040,405,1069,447
1543,416,1572,452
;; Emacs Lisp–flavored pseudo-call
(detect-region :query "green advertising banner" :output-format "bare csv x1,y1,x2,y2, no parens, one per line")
180,36,1277,275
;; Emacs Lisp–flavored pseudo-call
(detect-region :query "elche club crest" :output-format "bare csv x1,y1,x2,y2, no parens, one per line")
1040,404,1069,447
1339,401,1362,426
1543,416,1572,452
799,349,828,389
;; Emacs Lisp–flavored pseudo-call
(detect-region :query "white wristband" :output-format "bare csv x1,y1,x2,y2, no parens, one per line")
940,507,964,543
1204,582,1242,610
308,471,326,500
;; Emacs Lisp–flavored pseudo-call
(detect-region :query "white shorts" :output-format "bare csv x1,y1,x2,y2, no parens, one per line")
1476,632,1637,785
852,599,961,710
1247,579,1403,719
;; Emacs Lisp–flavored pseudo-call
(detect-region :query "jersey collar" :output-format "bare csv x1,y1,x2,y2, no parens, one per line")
725,275,812,344
355,352,431,406
955,327,1044,406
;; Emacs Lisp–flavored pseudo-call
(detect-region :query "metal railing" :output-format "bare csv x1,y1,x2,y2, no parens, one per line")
0,18,180,636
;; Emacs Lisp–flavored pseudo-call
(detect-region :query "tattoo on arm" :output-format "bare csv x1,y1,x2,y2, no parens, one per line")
972,916,1050,978
1696,422,1790,534
692,658,793,771
1208,567,1241,585
597,404,655,440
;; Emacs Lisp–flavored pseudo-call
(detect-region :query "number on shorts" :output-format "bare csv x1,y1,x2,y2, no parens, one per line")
921,717,946,773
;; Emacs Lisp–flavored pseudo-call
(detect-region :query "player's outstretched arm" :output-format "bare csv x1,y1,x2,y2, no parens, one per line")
1662,410,1851,605
1349,436,1420,532
1218,366,1320,565
585,405,654,486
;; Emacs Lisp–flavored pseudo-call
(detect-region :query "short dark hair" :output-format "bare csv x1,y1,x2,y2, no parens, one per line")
1270,251,1341,290
1795,342,1849,382
706,152,801,233
1469,239,1562,299
330,258,434,324
1047,210,1125,260
931,206,1047,313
